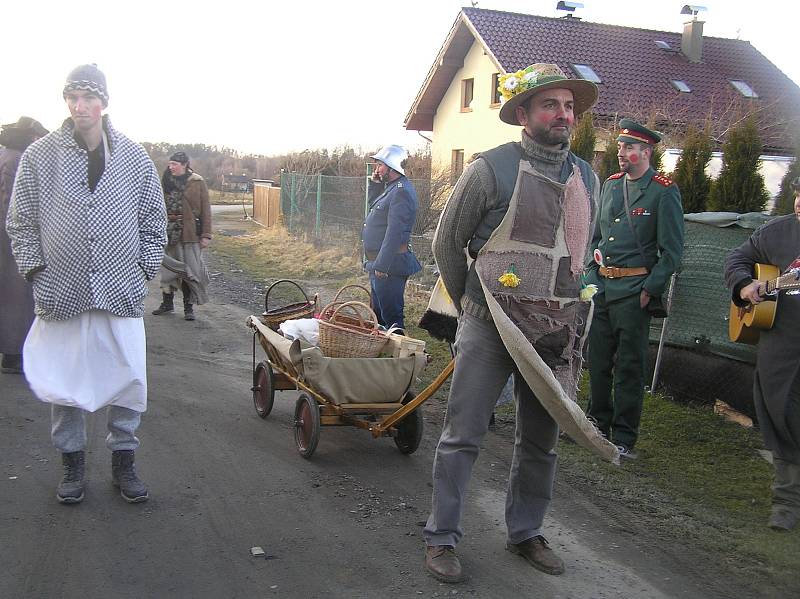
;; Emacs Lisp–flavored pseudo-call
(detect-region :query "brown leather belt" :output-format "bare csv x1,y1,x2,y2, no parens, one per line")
599,266,648,278
364,243,408,261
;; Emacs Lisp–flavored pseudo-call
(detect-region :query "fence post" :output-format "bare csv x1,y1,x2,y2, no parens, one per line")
650,272,678,392
364,162,374,218
289,172,297,232
316,174,322,237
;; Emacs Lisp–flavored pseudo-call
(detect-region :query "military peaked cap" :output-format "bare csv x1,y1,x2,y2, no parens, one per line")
617,118,662,145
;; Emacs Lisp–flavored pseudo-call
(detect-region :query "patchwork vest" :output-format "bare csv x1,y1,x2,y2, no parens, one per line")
473,144,596,399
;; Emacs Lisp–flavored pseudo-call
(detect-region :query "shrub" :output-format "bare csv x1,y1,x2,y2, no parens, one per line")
708,117,769,213
672,125,713,213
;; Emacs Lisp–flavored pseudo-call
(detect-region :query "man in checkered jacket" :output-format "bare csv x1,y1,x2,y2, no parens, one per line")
6,64,167,504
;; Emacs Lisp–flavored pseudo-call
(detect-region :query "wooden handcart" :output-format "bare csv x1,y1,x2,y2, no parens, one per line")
247,316,454,459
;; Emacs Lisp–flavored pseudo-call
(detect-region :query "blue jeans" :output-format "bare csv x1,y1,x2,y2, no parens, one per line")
369,272,408,329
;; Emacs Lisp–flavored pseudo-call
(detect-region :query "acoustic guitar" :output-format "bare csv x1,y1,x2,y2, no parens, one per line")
728,263,800,344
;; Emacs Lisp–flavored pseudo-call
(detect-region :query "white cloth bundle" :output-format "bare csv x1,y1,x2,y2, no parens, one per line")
278,318,320,346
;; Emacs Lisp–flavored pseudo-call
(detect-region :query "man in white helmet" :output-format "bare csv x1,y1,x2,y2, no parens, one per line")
361,145,421,329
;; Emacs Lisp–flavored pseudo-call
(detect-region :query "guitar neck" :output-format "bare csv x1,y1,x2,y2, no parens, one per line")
765,270,800,294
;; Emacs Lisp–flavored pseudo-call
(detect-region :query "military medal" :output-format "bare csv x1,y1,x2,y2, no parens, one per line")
593,248,604,267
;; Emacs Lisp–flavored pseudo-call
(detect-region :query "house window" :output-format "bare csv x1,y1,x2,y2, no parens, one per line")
670,80,692,93
729,80,758,98
451,150,464,183
571,64,602,83
491,73,501,106
460,78,474,112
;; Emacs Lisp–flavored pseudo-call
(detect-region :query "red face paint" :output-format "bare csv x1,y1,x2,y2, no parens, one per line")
628,153,640,164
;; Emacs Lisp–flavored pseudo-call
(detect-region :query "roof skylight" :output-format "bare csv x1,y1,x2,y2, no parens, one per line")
729,80,758,98
571,64,601,83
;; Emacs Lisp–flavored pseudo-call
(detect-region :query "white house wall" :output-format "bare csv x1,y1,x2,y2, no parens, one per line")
431,39,521,171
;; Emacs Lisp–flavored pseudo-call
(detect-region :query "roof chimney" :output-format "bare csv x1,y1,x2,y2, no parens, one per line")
680,5,706,63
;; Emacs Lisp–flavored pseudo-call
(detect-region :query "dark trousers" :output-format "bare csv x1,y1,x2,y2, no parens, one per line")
369,272,408,329
586,292,651,449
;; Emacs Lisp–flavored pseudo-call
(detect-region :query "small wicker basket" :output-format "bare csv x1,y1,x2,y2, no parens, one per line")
261,279,318,331
331,284,372,307
318,301,388,358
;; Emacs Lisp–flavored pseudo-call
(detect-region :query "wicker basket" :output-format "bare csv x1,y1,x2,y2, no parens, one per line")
318,284,373,328
332,284,372,307
318,301,388,358
261,279,318,331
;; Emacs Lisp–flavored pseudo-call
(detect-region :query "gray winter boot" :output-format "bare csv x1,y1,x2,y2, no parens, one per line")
152,292,174,315
111,450,149,503
183,302,195,321
57,451,85,504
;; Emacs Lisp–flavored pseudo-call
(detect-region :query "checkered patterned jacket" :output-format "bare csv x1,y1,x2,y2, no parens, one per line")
6,116,167,321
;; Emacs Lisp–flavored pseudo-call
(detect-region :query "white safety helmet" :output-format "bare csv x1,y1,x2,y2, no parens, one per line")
371,144,408,175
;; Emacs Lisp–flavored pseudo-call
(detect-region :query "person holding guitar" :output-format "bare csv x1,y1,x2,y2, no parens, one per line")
725,177,800,531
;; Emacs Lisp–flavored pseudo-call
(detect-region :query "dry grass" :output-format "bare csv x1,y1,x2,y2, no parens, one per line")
213,224,362,281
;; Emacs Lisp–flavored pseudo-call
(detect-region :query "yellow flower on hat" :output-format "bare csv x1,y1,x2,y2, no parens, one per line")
498,264,521,288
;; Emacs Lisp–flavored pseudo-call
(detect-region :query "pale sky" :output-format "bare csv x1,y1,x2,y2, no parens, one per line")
2,0,798,156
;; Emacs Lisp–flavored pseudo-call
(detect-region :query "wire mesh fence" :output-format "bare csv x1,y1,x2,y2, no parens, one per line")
278,172,439,284
647,216,770,418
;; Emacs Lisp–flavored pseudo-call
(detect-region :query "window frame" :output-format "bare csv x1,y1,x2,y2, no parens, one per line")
490,73,501,107
451,149,465,184
460,78,474,112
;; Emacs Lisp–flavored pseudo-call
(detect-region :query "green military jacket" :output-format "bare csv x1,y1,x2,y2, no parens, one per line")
584,167,684,302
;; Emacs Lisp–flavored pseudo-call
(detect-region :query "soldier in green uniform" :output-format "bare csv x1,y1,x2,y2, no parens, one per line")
584,119,684,458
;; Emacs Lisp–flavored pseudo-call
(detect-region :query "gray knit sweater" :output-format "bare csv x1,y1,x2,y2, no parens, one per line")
433,131,596,320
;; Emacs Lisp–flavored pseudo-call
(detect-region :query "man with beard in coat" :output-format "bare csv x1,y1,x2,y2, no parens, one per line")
423,63,606,583
725,177,800,531
0,117,48,374
151,152,212,321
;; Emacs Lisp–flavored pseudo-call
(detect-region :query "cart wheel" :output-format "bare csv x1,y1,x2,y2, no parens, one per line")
252,361,275,419
394,391,423,455
293,393,321,458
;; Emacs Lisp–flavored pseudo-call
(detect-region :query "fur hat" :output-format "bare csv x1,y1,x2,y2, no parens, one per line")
0,116,49,150
498,63,598,126
1,116,48,137
63,64,109,107
169,151,190,165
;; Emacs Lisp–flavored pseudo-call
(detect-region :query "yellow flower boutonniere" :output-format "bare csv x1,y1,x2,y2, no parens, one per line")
580,284,599,302
498,264,521,288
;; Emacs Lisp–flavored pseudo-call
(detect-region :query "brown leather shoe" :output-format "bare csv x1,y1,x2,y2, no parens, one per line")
424,545,465,583
507,536,565,575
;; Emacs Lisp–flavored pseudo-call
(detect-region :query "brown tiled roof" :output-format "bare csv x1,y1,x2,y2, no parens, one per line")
405,8,800,154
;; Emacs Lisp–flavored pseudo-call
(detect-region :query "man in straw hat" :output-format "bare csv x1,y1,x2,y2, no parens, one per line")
362,144,421,329
423,63,616,583
6,64,167,505
725,177,800,530
584,119,684,460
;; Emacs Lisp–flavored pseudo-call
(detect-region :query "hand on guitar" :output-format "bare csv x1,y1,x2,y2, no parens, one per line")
740,280,764,304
